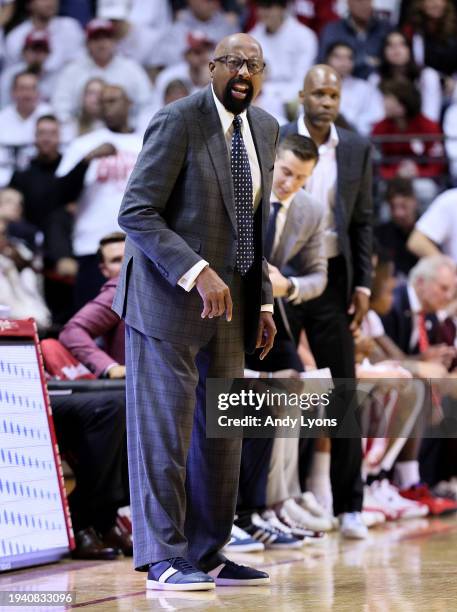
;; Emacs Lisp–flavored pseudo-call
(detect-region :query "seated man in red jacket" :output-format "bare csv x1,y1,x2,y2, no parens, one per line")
60,231,125,377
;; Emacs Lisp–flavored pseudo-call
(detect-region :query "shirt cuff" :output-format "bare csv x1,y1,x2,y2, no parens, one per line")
261,304,274,313
244,368,261,378
286,277,300,302
177,260,209,291
103,362,120,377
355,286,371,297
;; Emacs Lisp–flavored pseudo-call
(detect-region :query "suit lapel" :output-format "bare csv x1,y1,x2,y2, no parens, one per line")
273,197,302,266
247,107,270,212
335,129,352,234
197,88,237,231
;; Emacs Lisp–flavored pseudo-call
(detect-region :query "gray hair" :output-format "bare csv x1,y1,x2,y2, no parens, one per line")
409,255,456,286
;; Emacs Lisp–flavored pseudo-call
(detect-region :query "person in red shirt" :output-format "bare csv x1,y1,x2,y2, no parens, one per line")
372,79,445,181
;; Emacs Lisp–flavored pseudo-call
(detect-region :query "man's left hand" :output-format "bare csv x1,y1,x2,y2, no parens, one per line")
268,263,291,298
349,290,370,331
256,312,276,360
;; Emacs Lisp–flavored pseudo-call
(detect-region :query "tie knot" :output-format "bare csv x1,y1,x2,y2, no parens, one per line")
233,115,242,132
272,201,282,213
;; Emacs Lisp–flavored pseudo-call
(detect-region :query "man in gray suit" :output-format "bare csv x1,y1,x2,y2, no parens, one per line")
240,134,327,529
112,33,278,591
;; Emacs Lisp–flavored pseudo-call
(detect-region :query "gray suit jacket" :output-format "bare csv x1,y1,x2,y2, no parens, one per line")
271,189,327,305
112,86,278,352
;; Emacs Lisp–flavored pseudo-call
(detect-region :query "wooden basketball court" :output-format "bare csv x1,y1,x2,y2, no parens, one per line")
1,515,456,611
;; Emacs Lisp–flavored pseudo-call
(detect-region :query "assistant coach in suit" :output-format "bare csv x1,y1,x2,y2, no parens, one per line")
112,33,278,591
280,65,373,538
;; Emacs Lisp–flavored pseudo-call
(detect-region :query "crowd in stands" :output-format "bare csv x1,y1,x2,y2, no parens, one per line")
1,0,457,561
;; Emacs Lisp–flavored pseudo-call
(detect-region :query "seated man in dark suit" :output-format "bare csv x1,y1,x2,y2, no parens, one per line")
381,255,457,514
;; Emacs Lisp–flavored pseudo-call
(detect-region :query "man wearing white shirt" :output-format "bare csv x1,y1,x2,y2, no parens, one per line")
52,19,154,126
112,33,277,590
56,84,142,307
5,0,84,72
249,0,318,110
0,70,51,186
326,40,383,135
407,188,457,263
281,65,373,539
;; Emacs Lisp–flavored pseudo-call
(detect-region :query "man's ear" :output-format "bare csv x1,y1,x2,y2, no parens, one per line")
298,90,305,103
208,61,215,77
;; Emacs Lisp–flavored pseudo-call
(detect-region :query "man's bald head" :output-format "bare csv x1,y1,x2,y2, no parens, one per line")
300,64,341,131
303,65,341,95
214,33,263,61
210,33,265,114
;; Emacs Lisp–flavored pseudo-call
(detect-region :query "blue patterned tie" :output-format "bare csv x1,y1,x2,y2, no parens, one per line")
231,115,254,275
264,201,282,260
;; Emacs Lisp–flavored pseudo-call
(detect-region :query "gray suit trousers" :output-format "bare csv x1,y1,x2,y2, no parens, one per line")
125,275,245,571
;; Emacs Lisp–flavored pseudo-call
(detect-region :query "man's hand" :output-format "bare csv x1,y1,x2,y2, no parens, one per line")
349,290,370,331
421,344,456,369
85,143,117,162
107,365,126,379
268,263,291,298
196,266,233,321
256,312,276,360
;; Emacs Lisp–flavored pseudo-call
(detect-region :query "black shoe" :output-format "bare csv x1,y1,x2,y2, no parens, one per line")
72,527,119,560
207,559,270,586
103,525,133,556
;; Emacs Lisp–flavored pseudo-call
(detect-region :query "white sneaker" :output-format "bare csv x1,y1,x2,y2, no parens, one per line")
361,510,386,528
279,498,333,532
369,480,428,520
299,492,339,529
339,512,368,539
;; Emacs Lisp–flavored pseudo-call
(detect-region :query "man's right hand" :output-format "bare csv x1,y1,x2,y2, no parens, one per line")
421,344,456,369
85,143,117,162
196,266,233,321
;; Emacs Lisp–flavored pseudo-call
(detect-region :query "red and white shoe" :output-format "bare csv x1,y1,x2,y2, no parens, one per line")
400,484,457,516
365,480,428,520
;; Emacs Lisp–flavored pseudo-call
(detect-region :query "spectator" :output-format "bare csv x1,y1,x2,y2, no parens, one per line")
326,40,383,135
319,0,392,78
402,0,457,76
71,76,105,137
0,28,58,107
372,79,445,183
153,0,238,68
292,0,339,34
97,0,163,67
5,0,84,72
52,18,153,126
163,78,191,105
55,84,142,307
0,70,51,186
369,30,442,122
375,178,419,277
443,101,457,183
407,187,457,261
154,31,213,104
59,232,126,379
249,0,318,109
0,185,40,250
0,215,51,328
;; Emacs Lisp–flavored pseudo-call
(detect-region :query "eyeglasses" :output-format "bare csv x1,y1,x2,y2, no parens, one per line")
213,55,265,75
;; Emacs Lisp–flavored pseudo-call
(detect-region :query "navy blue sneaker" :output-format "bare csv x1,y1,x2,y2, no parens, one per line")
147,557,215,591
208,559,270,586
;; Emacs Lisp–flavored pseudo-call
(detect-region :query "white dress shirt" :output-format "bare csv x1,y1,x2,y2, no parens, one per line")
297,116,339,259
178,88,273,311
